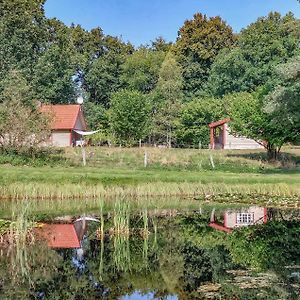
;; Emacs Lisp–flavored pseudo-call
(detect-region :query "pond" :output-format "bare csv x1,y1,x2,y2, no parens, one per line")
0,205,299,299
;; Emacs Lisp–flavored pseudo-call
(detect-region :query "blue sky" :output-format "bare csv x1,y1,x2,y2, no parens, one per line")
44,0,300,46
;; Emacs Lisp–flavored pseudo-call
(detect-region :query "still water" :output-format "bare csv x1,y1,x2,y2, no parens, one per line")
0,205,299,299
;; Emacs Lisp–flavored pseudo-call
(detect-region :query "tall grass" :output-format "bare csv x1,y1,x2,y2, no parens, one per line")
112,200,131,235
4,202,35,285
1,181,299,202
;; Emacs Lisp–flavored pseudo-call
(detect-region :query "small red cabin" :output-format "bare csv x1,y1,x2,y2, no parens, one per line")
209,118,263,150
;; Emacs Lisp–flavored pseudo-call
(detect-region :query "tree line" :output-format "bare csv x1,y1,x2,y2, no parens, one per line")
0,0,299,159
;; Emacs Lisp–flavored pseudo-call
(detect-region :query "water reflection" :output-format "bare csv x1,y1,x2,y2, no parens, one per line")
209,206,268,233
0,206,299,299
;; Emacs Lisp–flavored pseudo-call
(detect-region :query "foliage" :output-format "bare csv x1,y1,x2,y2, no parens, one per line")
228,221,300,270
174,13,235,96
206,48,255,97
121,48,166,93
0,70,51,153
266,56,300,144
32,19,76,104
109,90,151,145
152,52,183,146
225,92,296,159
82,36,133,107
177,98,225,147
207,12,300,97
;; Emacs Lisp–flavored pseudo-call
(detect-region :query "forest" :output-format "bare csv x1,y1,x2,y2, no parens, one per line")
0,0,299,159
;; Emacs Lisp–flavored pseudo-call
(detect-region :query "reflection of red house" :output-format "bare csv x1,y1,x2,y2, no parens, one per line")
38,224,81,249
209,207,268,234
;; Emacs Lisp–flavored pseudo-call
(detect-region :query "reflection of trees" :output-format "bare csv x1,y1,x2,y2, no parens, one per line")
1,213,299,299
0,243,60,299
228,220,300,270
181,242,213,291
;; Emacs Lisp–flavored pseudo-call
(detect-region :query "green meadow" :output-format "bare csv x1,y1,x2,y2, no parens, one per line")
0,147,299,211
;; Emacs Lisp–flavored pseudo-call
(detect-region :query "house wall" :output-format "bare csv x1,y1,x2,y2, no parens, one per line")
224,124,263,150
225,206,266,228
74,114,85,130
52,130,71,147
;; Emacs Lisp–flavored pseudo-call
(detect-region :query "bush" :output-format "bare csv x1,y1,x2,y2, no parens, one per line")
0,147,66,166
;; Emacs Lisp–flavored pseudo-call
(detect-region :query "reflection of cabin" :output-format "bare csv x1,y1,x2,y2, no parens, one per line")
40,104,87,147
38,224,82,249
209,206,267,233
208,119,263,150
37,222,86,249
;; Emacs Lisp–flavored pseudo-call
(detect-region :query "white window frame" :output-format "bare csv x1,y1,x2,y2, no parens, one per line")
236,213,254,225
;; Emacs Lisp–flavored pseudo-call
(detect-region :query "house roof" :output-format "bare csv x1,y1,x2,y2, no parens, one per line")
208,118,231,128
40,104,87,130
38,224,81,249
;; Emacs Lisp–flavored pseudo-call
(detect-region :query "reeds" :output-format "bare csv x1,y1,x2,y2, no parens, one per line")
112,200,130,236
5,202,35,284
1,181,299,203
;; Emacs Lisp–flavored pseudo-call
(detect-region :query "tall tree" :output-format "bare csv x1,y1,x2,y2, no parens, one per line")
174,13,235,97
207,12,300,97
0,70,50,152
176,98,225,147
153,52,183,146
121,48,166,93
32,19,76,104
225,91,296,160
109,90,151,146
151,37,172,52
266,56,300,144
80,35,133,107
0,0,48,90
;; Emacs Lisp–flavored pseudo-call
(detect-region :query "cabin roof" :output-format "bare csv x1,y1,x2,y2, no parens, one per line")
38,224,81,249
208,118,231,128
40,104,87,130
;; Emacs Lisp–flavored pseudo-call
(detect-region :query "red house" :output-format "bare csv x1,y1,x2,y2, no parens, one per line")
209,118,264,150
40,104,87,147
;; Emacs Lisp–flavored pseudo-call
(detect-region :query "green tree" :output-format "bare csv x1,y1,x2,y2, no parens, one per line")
81,35,133,107
151,36,172,52
0,0,47,80
206,48,255,97
121,48,166,93
84,52,124,108
0,70,51,152
225,91,294,159
109,90,151,146
152,52,183,146
32,19,76,104
266,55,300,144
207,12,300,97
174,13,235,96
176,98,225,147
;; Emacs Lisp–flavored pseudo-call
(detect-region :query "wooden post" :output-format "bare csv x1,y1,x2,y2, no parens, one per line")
198,141,201,150
81,136,86,166
222,123,226,149
144,151,148,167
210,208,216,222
139,139,142,148
209,154,215,169
210,127,215,150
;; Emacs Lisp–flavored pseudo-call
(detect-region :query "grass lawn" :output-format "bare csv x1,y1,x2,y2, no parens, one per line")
0,147,299,206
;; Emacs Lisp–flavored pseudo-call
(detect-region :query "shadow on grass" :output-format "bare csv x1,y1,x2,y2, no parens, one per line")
226,150,300,174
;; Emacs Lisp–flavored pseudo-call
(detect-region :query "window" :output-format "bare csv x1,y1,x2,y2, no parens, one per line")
236,213,254,225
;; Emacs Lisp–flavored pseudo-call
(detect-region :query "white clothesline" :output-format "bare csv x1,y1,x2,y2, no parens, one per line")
73,129,100,136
